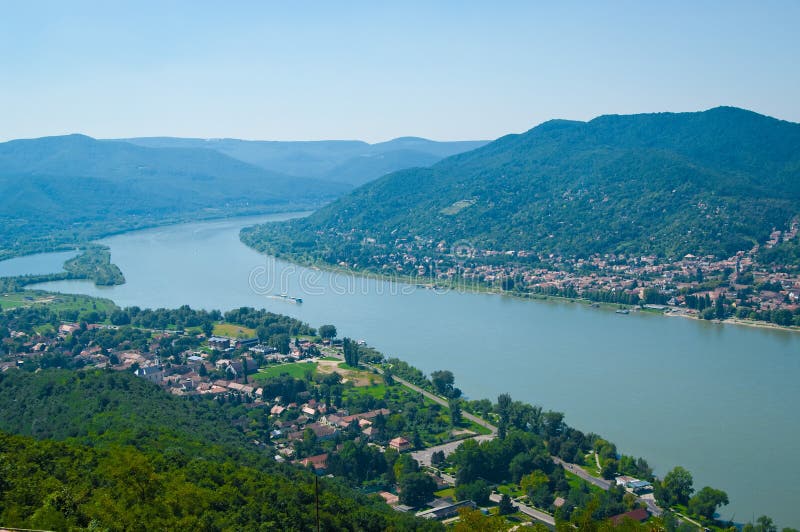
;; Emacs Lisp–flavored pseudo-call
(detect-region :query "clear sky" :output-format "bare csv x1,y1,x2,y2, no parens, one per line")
1,1,798,142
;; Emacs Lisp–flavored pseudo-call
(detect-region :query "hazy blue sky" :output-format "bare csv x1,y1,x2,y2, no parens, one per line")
1,1,798,142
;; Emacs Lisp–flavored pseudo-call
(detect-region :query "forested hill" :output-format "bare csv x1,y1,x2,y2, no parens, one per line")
242,107,800,262
0,134,347,259
121,136,489,186
0,369,439,531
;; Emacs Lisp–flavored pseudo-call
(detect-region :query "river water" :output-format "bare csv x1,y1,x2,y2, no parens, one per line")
8,213,799,527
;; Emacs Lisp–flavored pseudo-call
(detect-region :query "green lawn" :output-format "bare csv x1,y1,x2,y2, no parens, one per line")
582,452,602,476
343,383,387,399
251,361,317,381
497,483,525,498
0,293,30,309
565,470,604,494
213,323,256,338
0,291,117,315
434,487,455,499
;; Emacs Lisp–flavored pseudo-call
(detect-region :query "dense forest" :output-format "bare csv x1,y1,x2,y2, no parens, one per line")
0,134,346,260
0,134,486,261
242,107,800,264
0,369,440,531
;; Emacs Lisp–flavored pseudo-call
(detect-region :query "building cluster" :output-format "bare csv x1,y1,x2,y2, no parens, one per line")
0,326,422,480
331,225,800,317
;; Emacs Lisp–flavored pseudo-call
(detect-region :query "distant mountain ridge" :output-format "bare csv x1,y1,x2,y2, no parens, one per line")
0,134,346,259
120,136,489,186
242,107,800,265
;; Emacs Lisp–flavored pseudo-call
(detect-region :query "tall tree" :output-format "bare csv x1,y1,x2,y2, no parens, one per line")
430,370,455,397
688,486,729,520
318,324,337,339
449,398,462,426
658,466,694,506
398,472,435,507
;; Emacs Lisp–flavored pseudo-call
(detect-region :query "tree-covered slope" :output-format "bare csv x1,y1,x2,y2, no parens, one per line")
0,369,439,531
242,107,800,262
0,134,348,259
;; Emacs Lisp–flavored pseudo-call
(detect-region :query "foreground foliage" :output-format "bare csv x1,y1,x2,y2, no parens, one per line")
0,370,440,531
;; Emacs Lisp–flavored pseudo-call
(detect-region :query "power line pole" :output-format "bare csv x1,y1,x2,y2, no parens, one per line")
315,475,320,532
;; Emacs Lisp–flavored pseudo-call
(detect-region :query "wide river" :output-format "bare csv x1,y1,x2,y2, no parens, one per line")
8,213,799,527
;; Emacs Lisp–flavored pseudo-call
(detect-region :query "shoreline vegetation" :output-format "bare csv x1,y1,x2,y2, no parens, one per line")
0,297,791,530
238,238,800,334
4,211,795,334
0,246,125,291
0,203,312,263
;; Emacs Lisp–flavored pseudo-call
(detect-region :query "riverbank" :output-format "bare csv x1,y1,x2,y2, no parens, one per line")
663,306,800,333
238,238,800,334
0,204,316,263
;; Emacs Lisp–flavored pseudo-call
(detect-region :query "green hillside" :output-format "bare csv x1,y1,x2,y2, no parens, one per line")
0,369,439,531
0,135,347,259
242,107,800,264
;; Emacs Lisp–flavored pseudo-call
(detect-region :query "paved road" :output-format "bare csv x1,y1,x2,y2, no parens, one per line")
390,374,498,434
552,456,612,490
489,492,555,527
552,457,662,517
369,361,665,519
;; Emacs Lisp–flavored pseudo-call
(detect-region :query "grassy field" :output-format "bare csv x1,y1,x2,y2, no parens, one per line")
316,360,382,387
582,452,602,476
342,383,387,402
434,487,455,499
565,470,604,494
0,291,117,315
251,361,317,381
213,322,256,338
497,483,525,498
0,293,33,309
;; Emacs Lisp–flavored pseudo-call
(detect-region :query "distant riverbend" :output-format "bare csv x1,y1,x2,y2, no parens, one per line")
18,213,800,529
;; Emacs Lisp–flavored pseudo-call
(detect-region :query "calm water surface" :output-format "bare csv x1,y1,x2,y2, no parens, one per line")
0,250,77,277
22,213,800,527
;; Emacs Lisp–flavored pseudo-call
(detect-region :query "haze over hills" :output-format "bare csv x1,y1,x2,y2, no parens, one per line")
242,107,800,265
120,136,489,186
0,134,347,259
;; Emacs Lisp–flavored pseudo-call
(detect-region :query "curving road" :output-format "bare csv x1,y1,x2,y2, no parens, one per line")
489,492,555,526
552,456,611,490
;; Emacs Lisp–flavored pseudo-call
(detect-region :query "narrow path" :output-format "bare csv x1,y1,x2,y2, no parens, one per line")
489,492,555,526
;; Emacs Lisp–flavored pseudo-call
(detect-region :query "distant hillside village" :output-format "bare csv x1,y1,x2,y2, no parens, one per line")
319,218,800,327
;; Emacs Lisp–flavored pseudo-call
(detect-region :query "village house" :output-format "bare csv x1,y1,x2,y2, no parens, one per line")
208,336,231,350
295,453,328,474
389,436,412,452
58,323,80,336
289,422,337,442
134,365,164,384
